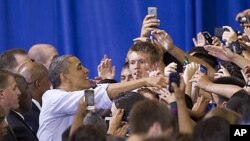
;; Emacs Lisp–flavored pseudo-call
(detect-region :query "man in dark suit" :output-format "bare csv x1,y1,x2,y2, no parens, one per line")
17,62,50,134
0,70,21,141
7,74,38,141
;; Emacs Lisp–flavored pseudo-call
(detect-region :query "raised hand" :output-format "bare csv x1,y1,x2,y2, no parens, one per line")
192,32,206,47
235,9,250,21
97,55,115,79
183,62,199,85
164,62,177,77
189,71,212,91
214,65,231,79
107,109,129,137
144,76,168,89
222,26,238,43
204,45,235,62
140,15,160,37
151,29,175,52
212,36,222,46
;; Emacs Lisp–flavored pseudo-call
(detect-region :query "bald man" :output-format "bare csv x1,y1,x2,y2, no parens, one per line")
28,44,58,69
17,62,51,133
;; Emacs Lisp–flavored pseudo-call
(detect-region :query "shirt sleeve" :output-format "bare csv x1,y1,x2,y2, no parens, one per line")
94,84,113,109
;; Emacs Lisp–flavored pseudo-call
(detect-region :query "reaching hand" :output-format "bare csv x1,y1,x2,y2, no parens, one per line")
183,62,199,85
235,9,250,21
191,96,210,118
97,55,115,79
189,71,212,90
144,76,168,89
242,65,250,83
192,32,206,47
222,26,238,43
164,62,177,77
107,109,129,137
244,28,250,47
151,29,175,52
212,36,222,46
214,65,231,79
140,15,160,37
204,45,235,62
172,77,185,100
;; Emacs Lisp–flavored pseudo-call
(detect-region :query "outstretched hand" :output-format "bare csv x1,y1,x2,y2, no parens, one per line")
204,45,235,62
97,55,115,80
151,29,175,52
192,32,206,47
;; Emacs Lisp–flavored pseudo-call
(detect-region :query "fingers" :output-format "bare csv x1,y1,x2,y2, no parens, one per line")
222,26,234,32
192,38,197,46
114,109,124,121
133,37,148,43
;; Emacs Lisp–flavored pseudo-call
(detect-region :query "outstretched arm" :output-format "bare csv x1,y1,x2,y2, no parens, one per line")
151,29,216,80
107,76,167,99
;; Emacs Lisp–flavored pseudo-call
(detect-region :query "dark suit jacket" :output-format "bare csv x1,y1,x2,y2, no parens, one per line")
7,111,39,141
2,126,17,141
23,101,40,134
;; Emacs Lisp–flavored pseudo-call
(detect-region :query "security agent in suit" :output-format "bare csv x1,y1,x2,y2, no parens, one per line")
7,74,38,141
0,70,21,141
17,62,51,133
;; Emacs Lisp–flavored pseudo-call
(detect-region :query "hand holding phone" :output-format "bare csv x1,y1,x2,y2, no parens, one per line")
214,27,229,37
168,72,180,93
148,7,157,19
202,31,213,45
199,64,207,75
84,90,95,110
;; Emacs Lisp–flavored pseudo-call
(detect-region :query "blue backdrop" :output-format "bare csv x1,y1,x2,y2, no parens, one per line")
0,0,250,80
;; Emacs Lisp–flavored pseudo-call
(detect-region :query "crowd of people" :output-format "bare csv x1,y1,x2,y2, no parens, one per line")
1,8,250,141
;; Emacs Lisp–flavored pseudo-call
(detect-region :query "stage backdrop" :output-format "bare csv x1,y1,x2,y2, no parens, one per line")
0,0,250,80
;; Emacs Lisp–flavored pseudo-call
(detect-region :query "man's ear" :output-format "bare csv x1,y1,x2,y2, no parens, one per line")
34,80,40,88
60,73,70,83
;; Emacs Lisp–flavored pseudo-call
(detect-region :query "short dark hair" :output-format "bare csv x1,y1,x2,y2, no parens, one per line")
83,112,108,133
70,125,106,141
129,100,177,135
193,116,230,141
226,89,250,114
127,42,160,64
213,76,246,104
188,47,218,69
0,48,27,71
219,61,244,81
114,91,145,121
0,69,13,89
48,55,73,88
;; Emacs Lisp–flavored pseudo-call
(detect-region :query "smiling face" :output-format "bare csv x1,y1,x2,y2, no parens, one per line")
65,57,92,90
127,51,151,80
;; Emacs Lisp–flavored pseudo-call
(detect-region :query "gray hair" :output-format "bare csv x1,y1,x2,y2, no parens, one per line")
48,55,73,88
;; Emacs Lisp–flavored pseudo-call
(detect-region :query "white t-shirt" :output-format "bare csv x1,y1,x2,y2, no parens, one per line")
37,84,112,141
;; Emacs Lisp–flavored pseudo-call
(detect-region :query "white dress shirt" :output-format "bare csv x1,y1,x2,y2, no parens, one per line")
37,84,112,141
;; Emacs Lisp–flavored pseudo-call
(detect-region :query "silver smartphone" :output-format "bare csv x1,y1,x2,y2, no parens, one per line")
148,7,157,18
84,89,95,110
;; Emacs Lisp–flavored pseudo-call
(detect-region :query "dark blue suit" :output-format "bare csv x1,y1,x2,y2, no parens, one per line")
7,111,39,141
23,101,40,134
2,126,17,141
